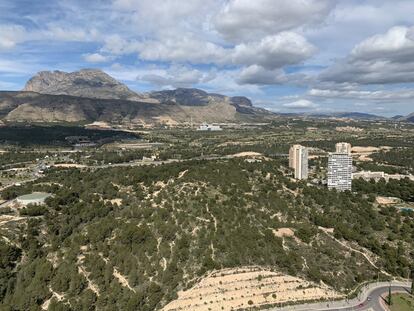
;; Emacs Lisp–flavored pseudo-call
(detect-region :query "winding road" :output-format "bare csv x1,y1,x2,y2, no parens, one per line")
267,281,411,311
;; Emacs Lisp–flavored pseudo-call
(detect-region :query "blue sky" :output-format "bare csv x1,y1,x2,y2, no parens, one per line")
1,0,414,116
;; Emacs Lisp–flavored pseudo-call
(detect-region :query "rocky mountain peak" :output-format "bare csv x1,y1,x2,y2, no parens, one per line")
23,69,143,101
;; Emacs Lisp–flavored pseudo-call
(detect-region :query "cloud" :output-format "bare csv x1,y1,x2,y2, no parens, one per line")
0,24,26,50
215,0,335,42
232,32,316,69
237,66,286,85
111,0,221,39
0,22,101,51
283,99,319,109
137,65,216,88
351,26,414,60
136,37,228,64
83,53,110,63
320,26,414,84
309,87,414,101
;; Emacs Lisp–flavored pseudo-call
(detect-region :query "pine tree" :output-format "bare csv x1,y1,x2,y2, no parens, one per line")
411,270,414,295
388,286,392,306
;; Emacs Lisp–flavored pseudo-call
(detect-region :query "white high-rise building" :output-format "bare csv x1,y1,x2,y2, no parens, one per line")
289,145,308,180
335,142,352,155
328,153,352,191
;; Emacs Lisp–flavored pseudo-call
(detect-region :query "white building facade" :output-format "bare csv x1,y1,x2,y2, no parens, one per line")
335,142,352,154
289,145,308,180
197,123,222,131
328,153,352,191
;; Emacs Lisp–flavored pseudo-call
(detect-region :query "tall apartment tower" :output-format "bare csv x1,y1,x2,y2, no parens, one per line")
289,145,308,180
335,142,352,154
328,153,352,191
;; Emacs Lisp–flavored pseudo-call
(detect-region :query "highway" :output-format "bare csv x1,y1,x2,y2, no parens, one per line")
266,282,411,311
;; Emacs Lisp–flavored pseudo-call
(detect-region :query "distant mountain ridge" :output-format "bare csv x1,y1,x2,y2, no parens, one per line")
0,91,270,125
0,69,409,125
278,111,386,120
310,112,386,120
0,69,272,125
23,70,254,110
398,112,414,122
23,69,144,101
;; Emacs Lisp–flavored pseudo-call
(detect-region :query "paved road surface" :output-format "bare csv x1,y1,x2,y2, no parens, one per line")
266,282,411,311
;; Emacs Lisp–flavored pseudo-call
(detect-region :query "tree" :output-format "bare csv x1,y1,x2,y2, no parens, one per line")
388,285,392,306
411,270,414,294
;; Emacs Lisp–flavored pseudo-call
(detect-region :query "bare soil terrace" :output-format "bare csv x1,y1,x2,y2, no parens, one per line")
162,267,342,311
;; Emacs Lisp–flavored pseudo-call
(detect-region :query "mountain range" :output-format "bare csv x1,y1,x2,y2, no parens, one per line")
0,69,272,125
0,69,412,125
397,112,414,122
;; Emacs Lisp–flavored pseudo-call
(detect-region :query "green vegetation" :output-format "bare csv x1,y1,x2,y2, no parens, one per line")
388,293,414,311
0,125,138,146
0,159,412,310
353,178,414,202
0,121,413,310
371,148,414,173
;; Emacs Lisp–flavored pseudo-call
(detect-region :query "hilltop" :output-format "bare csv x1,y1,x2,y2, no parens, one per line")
0,69,272,125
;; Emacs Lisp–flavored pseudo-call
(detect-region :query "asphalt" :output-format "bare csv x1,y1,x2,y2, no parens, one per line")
266,282,412,311
325,285,409,311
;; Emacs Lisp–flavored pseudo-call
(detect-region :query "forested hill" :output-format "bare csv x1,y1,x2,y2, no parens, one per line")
1,158,413,310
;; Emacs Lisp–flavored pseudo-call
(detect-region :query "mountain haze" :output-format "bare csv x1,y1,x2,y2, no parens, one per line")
398,112,414,122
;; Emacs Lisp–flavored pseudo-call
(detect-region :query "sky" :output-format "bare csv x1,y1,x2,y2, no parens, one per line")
1,0,414,116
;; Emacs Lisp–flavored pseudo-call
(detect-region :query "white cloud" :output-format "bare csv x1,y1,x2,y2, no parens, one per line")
215,0,335,42
102,32,315,70
283,99,319,109
0,22,101,52
43,25,100,42
237,66,286,85
111,0,221,38
136,37,228,64
138,65,216,88
321,26,414,84
309,87,414,101
83,53,110,63
351,26,414,60
232,33,316,69
0,25,26,50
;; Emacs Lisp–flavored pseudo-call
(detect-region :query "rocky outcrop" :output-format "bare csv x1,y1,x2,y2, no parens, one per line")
148,88,252,108
2,69,274,125
0,91,271,125
23,69,144,101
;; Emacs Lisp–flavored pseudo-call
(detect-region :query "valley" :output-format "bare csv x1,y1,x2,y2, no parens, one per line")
0,119,413,310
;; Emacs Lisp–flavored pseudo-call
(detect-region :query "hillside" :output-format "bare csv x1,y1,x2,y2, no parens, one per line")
400,112,414,123
0,91,271,125
1,158,412,310
23,69,144,101
0,69,274,125
0,120,413,310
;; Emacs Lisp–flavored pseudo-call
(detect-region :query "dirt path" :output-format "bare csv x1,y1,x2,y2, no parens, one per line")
113,268,136,292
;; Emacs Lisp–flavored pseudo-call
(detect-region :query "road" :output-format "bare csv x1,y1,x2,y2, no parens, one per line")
266,281,411,311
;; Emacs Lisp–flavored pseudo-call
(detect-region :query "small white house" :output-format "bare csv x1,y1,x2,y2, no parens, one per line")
197,123,222,131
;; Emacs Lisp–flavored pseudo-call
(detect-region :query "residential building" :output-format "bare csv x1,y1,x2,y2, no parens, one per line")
328,153,352,191
335,142,352,154
197,123,222,131
353,171,414,182
289,145,308,180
